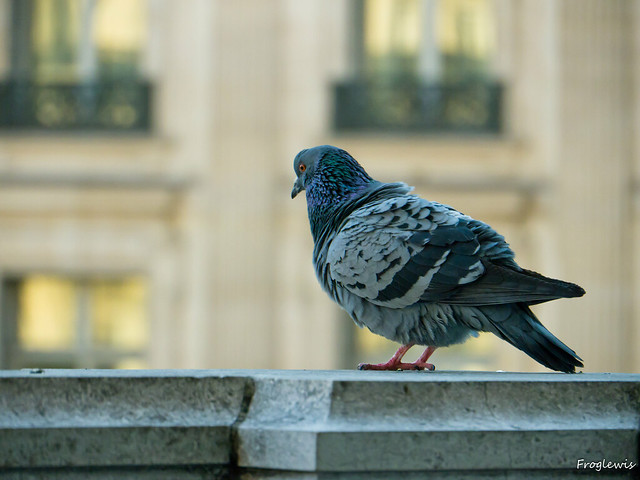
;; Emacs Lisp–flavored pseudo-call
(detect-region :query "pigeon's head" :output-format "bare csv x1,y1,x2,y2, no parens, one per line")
291,145,373,200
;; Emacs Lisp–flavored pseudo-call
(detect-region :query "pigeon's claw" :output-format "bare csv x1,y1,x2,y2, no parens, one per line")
357,343,437,371
358,361,435,371
407,361,436,371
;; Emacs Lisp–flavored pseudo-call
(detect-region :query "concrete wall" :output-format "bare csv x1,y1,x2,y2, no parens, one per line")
1,369,639,477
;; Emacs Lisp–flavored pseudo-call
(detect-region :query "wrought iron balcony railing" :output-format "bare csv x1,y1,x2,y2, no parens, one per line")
0,80,152,131
333,80,502,134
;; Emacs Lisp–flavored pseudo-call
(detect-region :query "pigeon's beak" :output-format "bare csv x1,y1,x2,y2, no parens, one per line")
291,178,304,199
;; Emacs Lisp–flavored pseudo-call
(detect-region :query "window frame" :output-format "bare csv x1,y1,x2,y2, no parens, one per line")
0,272,150,370
2,0,152,132
334,0,504,135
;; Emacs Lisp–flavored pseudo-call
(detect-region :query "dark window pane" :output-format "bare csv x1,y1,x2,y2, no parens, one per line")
334,80,502,133
4,0,151,131
0,80,151,130
337,0,502,134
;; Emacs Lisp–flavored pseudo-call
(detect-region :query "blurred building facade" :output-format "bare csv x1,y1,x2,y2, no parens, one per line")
0,0,638,372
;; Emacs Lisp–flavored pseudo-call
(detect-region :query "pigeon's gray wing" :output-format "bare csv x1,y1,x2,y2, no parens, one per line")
327,196,485,309
327,196,580,309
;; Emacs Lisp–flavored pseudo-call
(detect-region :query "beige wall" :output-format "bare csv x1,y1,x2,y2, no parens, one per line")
0,0,638,372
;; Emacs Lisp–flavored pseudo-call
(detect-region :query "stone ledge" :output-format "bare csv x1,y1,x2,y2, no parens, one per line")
1,369,639,477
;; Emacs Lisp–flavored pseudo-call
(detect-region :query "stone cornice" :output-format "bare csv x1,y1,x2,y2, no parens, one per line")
1,369,638,476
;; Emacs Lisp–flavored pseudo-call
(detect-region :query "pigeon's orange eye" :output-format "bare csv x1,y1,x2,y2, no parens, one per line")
299,164,306,173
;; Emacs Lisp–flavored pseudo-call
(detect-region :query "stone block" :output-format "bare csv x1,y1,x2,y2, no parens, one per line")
0,369,249,468
235,370,640,473
0,369,638,478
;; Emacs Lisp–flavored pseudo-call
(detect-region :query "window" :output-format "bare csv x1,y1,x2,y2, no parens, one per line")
334,0,502,133
1,275,149,369
0,0,151,131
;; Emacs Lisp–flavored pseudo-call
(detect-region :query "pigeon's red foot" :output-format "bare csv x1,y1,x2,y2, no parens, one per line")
357,360,435,371
357,344,437,372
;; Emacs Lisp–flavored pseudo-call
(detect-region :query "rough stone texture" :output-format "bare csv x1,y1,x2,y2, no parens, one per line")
236,370,640,473
0,370,249,468
0,469,636,480
0,369,639,478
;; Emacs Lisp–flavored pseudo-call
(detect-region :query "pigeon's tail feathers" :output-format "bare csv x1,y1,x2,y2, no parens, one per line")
517,268,585,304
481,304,584,373
444,262,586,306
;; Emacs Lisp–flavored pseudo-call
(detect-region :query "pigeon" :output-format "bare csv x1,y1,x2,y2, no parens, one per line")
291,145,585,373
